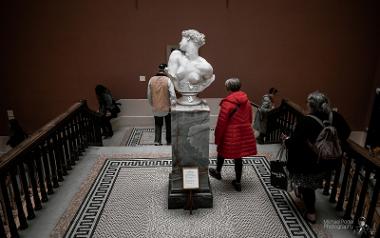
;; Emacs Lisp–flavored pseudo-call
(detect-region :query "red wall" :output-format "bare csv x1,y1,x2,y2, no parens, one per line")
1,0,379,134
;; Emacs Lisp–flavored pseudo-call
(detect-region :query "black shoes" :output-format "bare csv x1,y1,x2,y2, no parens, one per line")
209,168,242,191
232,180,242,192
209,168,222,180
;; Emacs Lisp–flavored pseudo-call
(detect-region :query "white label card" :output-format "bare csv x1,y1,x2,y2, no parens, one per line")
183,167,199,190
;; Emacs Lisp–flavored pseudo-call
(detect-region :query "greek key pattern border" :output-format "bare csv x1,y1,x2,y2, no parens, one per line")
245,157,317,238
65,160,120,237
65,157,316,238
126,128,215,146
126,128,152,146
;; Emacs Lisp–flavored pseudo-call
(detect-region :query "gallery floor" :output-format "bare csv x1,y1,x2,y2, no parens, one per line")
0,98,363,237
10,123,358,238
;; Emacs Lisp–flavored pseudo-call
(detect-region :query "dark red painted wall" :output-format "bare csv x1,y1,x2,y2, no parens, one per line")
1,0,379,134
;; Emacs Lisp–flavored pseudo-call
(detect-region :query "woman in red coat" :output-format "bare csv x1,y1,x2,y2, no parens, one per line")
209,78,257,191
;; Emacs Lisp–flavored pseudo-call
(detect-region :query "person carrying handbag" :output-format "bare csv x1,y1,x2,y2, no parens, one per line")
283,91,350,223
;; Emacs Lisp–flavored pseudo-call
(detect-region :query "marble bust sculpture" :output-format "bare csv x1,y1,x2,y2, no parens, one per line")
166,29,215,105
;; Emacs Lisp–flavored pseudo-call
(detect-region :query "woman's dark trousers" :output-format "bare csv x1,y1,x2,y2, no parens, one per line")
301,187,316,213
102,115,113,136
216,155,243,183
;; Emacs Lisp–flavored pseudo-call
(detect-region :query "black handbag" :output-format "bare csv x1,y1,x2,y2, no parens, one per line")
270,143,288,190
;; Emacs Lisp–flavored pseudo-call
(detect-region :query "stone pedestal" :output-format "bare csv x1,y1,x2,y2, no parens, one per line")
168,102,213,209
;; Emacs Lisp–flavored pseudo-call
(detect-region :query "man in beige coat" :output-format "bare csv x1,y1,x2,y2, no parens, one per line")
147,64,176,145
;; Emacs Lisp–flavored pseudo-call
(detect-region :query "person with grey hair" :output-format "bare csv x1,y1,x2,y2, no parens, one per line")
253,87,278,143
284,91,350,223
209,78,257,191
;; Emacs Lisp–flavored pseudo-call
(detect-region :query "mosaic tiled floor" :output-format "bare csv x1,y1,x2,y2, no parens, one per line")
122,127,215,146
63,157,316,238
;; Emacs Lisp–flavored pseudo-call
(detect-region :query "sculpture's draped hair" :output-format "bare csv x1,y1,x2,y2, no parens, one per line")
182,29,206,47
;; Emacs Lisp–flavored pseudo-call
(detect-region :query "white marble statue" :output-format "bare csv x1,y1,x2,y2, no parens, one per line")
167,29,215,105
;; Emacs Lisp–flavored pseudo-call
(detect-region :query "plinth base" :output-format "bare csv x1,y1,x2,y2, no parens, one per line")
168,172,213,209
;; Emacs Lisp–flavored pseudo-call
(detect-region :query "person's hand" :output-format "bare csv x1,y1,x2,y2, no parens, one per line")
171,99,177,106
280,133,289,142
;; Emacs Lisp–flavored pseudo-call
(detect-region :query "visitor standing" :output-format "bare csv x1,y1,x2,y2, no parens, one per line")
253,87,278,143
147,63,176,145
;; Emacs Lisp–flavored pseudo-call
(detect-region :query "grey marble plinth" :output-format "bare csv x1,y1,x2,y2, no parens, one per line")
168,102,213,209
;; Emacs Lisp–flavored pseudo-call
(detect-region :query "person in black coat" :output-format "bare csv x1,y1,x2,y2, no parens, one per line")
6,119,28,148
95,85,119,138
285,91,351,223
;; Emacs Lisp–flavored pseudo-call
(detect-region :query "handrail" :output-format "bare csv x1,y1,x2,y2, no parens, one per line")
347,139,380,168
0,102,82,170
0,100,102,237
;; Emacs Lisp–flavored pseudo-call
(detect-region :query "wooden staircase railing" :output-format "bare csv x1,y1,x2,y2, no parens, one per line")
261,98,380,237
0,100,102,238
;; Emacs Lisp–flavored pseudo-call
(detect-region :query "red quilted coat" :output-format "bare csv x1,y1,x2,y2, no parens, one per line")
215,91,257,159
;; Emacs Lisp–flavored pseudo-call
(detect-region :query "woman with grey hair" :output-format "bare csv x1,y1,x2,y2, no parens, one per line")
284,91,350,223
209,78,257,191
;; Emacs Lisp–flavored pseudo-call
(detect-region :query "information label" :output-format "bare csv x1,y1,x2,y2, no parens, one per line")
182,167,199,190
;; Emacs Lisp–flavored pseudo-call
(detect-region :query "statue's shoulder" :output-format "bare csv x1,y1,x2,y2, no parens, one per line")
197,57,212,69
195,56,207,64
169,49,183,58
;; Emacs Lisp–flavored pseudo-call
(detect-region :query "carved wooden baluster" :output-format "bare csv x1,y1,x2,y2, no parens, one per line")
71,118,80,159
52,132,64,181
79,111,89,148
10,166,28,229
68,121,78,161
61,129,71,171
0,174,19,237
56,130,68,176
74,114,83,155
329,159,342,203
82,113,90,142
34,146,48,202
81,112,89,146
56,130,65,170
69,117,77,156
26,154,42,211
344,158,362,219
80,112,88,149
47,138,59,188
75,113,85,153
336,156,352,211
62,125,74,167
41,142,54,194
72,113,80,153
17,162,35,219
366,170,380,228
353,166,372,227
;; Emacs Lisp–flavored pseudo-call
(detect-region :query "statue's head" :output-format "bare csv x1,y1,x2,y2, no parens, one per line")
181,29,206,48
